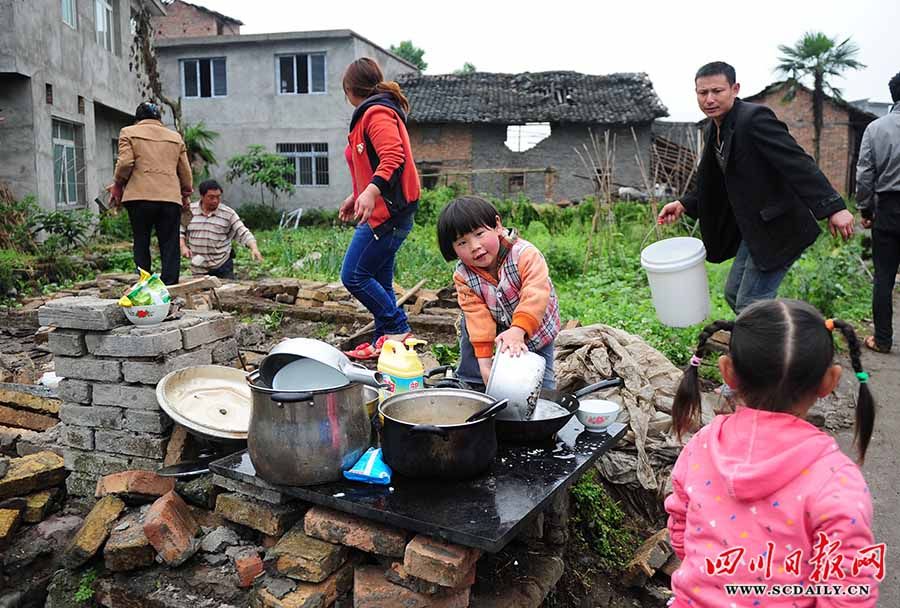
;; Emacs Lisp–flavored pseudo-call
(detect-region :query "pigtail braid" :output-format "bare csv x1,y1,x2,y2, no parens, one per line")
672,319,735,439
832,320,876,463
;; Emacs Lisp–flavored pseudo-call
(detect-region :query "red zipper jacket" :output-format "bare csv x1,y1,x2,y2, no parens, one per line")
346,94,420,235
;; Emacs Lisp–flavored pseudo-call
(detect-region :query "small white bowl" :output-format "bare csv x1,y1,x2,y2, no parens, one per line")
576,399,621,432
123,302,170,326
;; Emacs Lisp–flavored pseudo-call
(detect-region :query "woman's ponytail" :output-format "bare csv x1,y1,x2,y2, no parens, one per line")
832,320,876,463
374,81,410,114
673,319,734,439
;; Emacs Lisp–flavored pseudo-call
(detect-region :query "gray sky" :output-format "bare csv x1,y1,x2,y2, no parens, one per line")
192,0,897,121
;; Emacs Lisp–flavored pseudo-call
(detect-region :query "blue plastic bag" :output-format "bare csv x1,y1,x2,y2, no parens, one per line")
343,447,392,485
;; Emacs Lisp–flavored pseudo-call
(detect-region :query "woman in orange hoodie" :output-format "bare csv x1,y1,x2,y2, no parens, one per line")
340,58,420,359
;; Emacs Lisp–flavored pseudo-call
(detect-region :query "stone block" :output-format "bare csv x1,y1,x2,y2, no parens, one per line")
126,456,164,472
0,451,67,500
94,430,167,459
122,348,213,384
304,506,409,557
104,512,155,571
385,562,475,594
57,379,92,404
252,561,355,608
85,325,184,358
0,404,58,431
212,473,291,505
95,470,175,502
352,565,470,608
199,525,240,553
38,296,127,331
163,424,190,466
63,448,129,477
91,383,160,410
178,474,221,510
181,313,235,349
0,384,61,414
47,329,86,356
23,487,63,523
66,473,98,497
403,535,480,588
211,338,239,364
61,424,94,450
54,356,122,382
143,491,200,566
0,507,23,546
216,492,303,537
59,404,123,429
623,529,672,588
268,523,349,583
235,550,265,588
124,409,172,434
63,495,126,568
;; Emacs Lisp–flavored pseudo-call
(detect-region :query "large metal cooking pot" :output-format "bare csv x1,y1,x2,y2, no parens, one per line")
259,338,384,389
378,388,501,480
246,370,372,486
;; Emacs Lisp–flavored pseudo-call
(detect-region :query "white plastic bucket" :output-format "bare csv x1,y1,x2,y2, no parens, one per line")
640,237,710,327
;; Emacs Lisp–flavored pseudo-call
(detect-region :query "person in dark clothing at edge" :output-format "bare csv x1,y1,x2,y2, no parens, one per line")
856,71,900,353
339,58,421,360
108,102,193,285
658,62,855,313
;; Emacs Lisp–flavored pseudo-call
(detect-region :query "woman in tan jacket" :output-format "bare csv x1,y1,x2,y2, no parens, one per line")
109,102,193,285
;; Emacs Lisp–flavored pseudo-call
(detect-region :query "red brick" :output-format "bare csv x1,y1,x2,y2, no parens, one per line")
234,549,263,588
303,506,408,557
150,0,240,39
353,565,470,608
252,560,355,607
386,561,475,593
143,491,200,566
403,535,480,588
95,470,175,502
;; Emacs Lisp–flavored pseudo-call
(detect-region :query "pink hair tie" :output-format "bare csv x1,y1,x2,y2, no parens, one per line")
689,355,703,368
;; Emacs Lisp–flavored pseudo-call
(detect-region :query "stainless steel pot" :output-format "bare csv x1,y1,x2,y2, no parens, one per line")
246,370,372,486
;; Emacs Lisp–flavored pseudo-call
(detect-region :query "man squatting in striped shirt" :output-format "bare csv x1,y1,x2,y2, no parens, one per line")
179,179,264,280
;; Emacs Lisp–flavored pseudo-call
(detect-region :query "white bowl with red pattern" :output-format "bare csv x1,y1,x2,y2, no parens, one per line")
123,302,170,326
576,399,621,432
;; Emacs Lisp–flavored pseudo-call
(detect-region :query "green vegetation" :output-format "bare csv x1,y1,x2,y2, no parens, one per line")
226,145,295,206
73,568,97,603
389,40,427,71
570,469,639,570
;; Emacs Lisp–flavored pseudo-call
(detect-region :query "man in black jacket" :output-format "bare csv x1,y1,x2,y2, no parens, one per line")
659,62,855,313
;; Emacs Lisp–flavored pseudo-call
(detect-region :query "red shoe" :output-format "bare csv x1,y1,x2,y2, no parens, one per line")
344,333,413,360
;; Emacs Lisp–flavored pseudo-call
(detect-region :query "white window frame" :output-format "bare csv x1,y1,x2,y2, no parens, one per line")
61,0,77,29
53,120,81,207
275,53,327,96
95,0,113,51
180,57,228,98
277,143,329,187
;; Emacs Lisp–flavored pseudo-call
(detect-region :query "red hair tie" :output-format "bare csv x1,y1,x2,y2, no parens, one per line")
825,319,835,332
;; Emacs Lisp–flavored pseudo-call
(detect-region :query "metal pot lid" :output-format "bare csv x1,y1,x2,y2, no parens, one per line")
156,365,251,441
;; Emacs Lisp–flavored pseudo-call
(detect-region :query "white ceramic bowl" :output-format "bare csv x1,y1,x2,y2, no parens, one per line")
486,350,545,421
122,302,170,326
576,399,621,432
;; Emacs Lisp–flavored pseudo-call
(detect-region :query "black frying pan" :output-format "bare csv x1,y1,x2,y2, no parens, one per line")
423,368,623,442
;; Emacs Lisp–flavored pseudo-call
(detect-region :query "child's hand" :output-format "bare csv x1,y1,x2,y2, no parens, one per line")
495,327,527,356
478,357,493,386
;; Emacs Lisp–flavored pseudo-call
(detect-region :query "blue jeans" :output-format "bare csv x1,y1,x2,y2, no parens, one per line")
455,316,556,391
340,217,413,338
724,241,793,313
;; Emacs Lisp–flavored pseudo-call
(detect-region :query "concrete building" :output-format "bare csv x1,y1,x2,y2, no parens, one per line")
745,81,877,196
396,71,669,203
0,0,166,211
153,30,418,210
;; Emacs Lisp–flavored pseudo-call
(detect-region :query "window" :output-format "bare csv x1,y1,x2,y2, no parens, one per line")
277,53,326,95
181,58,227,98
53,120,84,207
277,143,329,186
45,83,53,105
507,173,525,194
95,0,113,51
421,126,442,145
62,0,76,28
77,96,85,114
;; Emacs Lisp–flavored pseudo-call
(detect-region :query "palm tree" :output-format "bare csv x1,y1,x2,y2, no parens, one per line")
775,32,865,164
181,122,219,184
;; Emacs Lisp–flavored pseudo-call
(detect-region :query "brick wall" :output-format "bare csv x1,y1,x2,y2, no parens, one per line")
751,86,850,195
152,0,240,39
408,124,473,190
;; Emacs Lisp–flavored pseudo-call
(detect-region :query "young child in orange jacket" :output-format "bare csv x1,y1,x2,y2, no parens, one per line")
437,196,560,388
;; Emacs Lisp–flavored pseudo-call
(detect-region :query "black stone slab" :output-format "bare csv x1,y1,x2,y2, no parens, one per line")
211,419,626,553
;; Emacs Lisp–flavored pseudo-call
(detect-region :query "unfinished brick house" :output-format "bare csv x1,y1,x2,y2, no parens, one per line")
397,71,669,203
745,81,877,196
151,0,242,39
